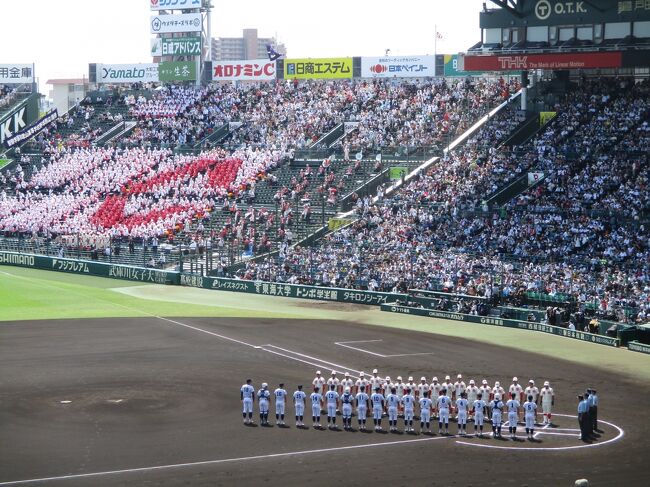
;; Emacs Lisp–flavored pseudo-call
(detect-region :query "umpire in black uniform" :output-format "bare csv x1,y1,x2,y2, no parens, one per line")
588,389,599,432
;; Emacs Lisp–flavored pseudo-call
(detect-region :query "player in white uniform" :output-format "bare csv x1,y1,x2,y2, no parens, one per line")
340,387,354,430
356,385,370,430
441,376,453,403
241,379,255,425
430,377,442,418
355,372,370,395
437,389,452,435
466,379,479,419
274,383,288,425
310,387,323,428
540,381,555,425
453,374,466,402
473,394,487,436
325,385,340,429
257,383,271,426
312,371,326,395
419,391,433,434
523,395,537,439
327,372,340,403
524,379,540,424
370,387,385,431
386,388,400,432
384,376,394,398
506,393,521,439
293,385,306,427
509,377,524,403
480,379,492,403
492,381,506,402
455,392,469,435
416,377,429,401
490,393,504,438
340,372,354,395
369,369,383,394
394,377,406,416
402,387,416,432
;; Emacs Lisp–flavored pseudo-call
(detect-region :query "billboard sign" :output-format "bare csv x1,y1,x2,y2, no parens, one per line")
151,36,201,56
361,56,436,78
150,0,201,11
212,59,275,81
0,64,34,84
97,64,160,83
283,58,352,79
463,51,623,71
3,109,58,149
150,13,202,34
158,61,197,81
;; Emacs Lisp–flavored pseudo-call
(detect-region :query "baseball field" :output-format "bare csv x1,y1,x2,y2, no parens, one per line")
1,266,649,486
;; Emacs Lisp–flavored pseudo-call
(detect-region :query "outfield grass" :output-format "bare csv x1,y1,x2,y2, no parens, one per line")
3,265,650,381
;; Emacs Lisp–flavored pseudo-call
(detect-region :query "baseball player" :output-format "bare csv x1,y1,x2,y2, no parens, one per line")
402,387,416,432
523,395,537,440
384,376,395,399
310,387,323,428
406,377,417,397
312,371,326,394
509,377,524,403
257,383,271,426
327,372,340,399
370,387,385,431
325,384,340,429
369,369,383,394
355,372,370,395
466,379,479,419
441,376,454,401
473,393,487,437
480,379,492,403
341,387,354,430
456,392,469,435
395,376,406,415
356,385,370,430
419,391,433,434
416,377,429,401
240,379,255,425
524,379,540,423
492,381,506,402
274,383,288,425
490,393,504,438
293,385,306,427
437,389,452,435
506,392,521,439
386,387,400,432
340,372,354,395
430,377,442,418
453,374,466,402
539,381,555,425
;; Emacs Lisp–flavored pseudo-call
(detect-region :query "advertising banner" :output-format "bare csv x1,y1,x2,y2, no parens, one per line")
0,64,34,84
539,111,557,126
150,0,201,11
150,13,202,34
361,56,436,78
463,52,623,71
212,59,276,81
527,172,545,186
97,64,159,84
158,61,197,81
381,304,619,347
283,58,352,79
151,36,201,56
3,109,58,149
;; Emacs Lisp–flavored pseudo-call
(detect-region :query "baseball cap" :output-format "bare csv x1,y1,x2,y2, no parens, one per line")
345,387,351,393
445,375,451,380
469,379,475,385
544,381,550,386
432,376,438,382
345,372,350,377
262,382,268,388
495,381,500,386
373,369,378,374
397,376,402,381
408,376,413,381
360,372,365,377
457,374,462,379
482,379,488,385
420,376,426,381
385,376,391,381
316,370,321,375
513,377,518,382
529,379,534,384
331,371,337,376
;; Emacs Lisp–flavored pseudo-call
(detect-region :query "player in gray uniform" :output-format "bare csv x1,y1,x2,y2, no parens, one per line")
419,391,433,434
257,383,271,426
240,379,255,425
473,393,487,437
490,393,504,438
370,387,385,431
437,389,452,435
402,387,417,433
340,387,355,430
293,385,307,427
325,384,340,430
456,392,469,435
274,383,288,425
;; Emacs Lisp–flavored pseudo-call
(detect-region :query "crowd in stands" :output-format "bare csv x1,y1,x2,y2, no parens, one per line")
0,84,20,110
241,77,649,323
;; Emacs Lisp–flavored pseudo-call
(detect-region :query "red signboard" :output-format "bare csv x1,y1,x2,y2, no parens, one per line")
464,52,623,71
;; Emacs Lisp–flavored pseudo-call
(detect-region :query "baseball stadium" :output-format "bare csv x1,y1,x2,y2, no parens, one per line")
1,1,650,486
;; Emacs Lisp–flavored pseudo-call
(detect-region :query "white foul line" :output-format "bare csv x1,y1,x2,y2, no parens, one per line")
0,434,455,486
264,345,362,375
335,340,434,358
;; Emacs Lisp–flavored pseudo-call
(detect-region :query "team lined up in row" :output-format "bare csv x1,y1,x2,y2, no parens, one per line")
241,370,555,439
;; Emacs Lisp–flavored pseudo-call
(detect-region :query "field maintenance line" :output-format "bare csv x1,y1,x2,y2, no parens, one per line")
0,435,455,486
456,414,624,451
258,347,356,376
335,340,434,358
335,341,386,357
